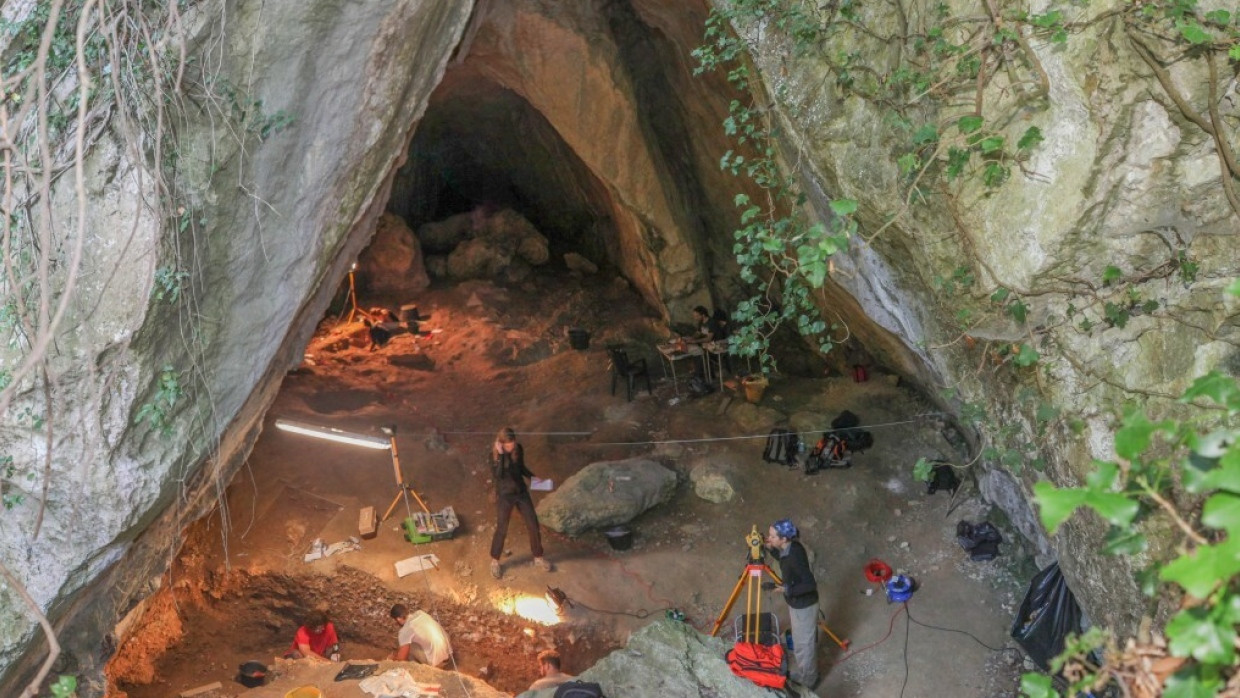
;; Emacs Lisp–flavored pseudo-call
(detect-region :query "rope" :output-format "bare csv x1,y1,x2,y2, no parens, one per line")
591,414,945,446
412,550,475,698
430,413,946,448
441,430,597,436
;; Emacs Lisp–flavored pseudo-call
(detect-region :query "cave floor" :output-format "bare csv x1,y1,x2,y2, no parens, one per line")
110,271,1031,697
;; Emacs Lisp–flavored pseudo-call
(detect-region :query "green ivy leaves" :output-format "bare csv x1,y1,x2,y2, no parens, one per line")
1033,372,1240,693
1182,371,1240,414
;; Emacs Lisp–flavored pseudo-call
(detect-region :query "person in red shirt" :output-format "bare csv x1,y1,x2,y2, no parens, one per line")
286,610,338,661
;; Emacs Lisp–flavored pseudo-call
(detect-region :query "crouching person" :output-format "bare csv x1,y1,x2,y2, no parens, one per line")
388,604,452,667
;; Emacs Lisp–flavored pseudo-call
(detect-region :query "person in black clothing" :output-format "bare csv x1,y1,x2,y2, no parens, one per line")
682,305,730,381
489,427,552,579
766,517,819,688
682,305,729,346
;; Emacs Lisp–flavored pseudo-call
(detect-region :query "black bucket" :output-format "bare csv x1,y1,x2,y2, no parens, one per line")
604,525,633,551
237,661,267,688
568,328,590,351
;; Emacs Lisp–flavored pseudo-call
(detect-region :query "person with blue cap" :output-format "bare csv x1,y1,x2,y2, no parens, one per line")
766,517,819,689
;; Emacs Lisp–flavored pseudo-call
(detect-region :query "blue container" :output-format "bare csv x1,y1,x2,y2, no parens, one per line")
886,575,914,603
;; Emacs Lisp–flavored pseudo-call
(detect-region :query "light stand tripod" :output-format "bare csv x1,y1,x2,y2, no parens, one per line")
379,425,432,523
336,262,361,324
711,525,783,642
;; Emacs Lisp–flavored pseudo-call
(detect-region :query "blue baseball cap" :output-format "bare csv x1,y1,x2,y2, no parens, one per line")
772,518,798,540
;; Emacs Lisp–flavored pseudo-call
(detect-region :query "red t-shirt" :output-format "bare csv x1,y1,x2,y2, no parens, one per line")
290,622,338,656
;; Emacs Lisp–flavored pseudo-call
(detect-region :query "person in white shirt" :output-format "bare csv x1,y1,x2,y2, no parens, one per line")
387,604,452,667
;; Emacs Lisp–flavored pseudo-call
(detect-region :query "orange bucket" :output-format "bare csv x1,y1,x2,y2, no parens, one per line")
284,687,323,698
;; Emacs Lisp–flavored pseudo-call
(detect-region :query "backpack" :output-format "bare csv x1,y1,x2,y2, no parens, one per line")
804,434,852,473
956,520,1003,561
554,681,605,698
839,427,874,453
762,429,800,467
927,461,960,495
831,410,860,429
725,641,788,690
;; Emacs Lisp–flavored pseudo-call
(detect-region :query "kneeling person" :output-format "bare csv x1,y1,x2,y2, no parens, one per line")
286,610,338,662
388,604,452,667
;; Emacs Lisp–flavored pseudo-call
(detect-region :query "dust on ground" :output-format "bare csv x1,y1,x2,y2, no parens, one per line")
109,271,1032,697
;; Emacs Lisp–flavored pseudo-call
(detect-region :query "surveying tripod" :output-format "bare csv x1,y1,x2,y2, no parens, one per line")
711,525,782,642
710,525,850,650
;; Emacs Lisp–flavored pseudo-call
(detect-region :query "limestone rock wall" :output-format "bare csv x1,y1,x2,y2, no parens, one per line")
0,0,476,692
724,0,1239,636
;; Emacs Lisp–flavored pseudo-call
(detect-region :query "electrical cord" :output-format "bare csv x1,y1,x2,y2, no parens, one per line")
904,601,1022,655
900,608,911,698
566,597,672,620
830,603,906,666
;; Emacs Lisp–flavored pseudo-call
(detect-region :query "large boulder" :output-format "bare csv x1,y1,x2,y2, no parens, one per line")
446,237,510,279
439,207,551,279
564,251,599,274
516,233,550,266
357,213,430,295
518,619,819,698
536,458,678,535
416,212,473,252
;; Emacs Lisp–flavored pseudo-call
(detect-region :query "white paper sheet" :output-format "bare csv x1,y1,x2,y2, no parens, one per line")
394,554,440,577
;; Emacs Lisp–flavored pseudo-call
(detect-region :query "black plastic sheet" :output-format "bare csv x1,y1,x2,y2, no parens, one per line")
1010,562,1083,670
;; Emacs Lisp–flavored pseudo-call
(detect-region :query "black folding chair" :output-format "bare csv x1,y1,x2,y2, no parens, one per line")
608,347,652,401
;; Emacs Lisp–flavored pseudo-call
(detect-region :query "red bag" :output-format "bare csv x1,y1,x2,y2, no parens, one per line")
725,641,788,689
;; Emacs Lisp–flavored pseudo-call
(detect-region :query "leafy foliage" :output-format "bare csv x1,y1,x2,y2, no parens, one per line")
1030,373,1240,694
695,2,858,373
49,675,76,698
134,365,184,436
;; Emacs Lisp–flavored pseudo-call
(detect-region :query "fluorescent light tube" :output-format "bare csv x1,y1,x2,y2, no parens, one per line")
274,419,391,450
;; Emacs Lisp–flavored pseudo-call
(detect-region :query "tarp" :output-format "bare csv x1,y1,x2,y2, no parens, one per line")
1010,563,1082,670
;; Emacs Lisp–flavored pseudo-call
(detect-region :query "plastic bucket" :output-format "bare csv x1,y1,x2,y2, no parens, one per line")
604,525,632,550
238,661,267,688
568,328,590,350
284,688,324,698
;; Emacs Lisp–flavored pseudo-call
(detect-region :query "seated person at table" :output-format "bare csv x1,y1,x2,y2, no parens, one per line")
682,306,731,378
682,306,729,346
285,610,338,661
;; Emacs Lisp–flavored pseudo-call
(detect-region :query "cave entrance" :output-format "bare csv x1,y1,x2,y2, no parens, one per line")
106,2,1023,697
386,72,620,276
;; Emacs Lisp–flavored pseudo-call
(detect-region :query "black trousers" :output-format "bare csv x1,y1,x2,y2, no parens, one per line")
490,491,544,560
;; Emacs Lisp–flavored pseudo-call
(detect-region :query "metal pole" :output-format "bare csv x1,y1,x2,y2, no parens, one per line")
389,434,415,521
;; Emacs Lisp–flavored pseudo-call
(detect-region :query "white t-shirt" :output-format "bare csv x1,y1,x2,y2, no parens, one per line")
398,611,452,667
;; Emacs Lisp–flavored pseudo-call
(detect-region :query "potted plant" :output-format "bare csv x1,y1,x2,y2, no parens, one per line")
741,373,769,403
729,302,777,404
